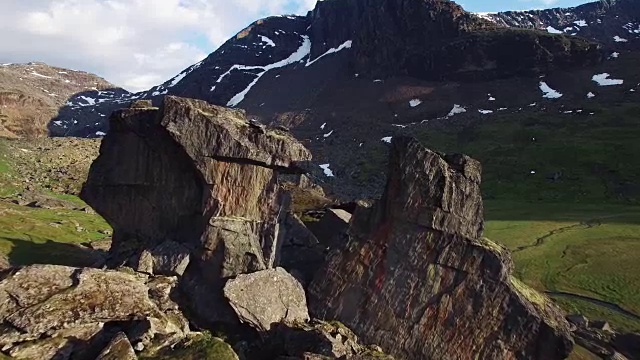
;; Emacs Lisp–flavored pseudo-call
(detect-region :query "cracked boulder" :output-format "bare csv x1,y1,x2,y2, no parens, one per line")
308,137,573,360
0,264,188,360
223,267,309,332
80,95,311,326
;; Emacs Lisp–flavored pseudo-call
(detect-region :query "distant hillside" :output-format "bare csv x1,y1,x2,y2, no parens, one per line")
0,62,124,138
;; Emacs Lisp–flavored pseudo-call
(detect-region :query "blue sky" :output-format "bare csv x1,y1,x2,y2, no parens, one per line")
458,0,591,13
0,0,593,91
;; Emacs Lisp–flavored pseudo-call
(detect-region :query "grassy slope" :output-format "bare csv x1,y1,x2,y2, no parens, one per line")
413,103,640,203
0,138,110,267
485,201,640,332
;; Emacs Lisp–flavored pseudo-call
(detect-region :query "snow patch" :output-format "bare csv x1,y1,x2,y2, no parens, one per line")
546,26,563,34
592,73,624,86
574,20,588,27
475,12,497,22
323,130,334,138
260,36,276,47
320,122,326,130
409,99,422,107
95,131,107,136
610,52,620,59
306,40,352,67
614,36,628,42
587,92,596,98
221,35,312,107
319,164,335,177
78,96,96,105
539,82,563,99
381,137,392,144
30,71,52,79
478,109,493,114
447,104,466,116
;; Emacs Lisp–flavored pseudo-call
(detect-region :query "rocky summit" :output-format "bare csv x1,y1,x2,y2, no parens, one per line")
308,137,573,360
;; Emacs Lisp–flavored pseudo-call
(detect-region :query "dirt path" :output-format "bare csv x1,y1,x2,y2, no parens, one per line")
513,215,623,253
547,291,640,321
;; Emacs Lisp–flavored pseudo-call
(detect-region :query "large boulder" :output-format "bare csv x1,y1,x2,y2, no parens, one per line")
80,95,311,325
223,267,309,332
308,137,573,360
0,264,188,359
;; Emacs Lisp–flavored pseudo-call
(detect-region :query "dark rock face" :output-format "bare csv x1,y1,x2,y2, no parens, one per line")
80,95,311,325
311,0,601,80
308,137,573,360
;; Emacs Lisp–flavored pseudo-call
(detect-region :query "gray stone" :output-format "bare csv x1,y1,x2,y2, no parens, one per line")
223,268,309,332
135,241,191,276
567,314,589,328
96,332,137,360
592,320,614,333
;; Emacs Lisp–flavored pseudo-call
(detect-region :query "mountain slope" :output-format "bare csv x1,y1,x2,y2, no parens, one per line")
0,62,123,138
42,0,640,202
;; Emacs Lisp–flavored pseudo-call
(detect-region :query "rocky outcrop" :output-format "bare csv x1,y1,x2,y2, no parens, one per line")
0,62,122,138
135,240,191,276
309,0,601,81
81,95,311,326
224,267,309,332
95,332,137,360
0,264,188,359
566,313,640,360
308,137,573,360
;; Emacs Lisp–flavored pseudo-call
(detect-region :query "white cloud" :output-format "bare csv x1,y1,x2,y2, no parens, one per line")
0,0,317,92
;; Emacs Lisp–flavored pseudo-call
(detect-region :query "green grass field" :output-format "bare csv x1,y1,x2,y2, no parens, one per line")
485,200,640,332
0,200,111,267
0,138,111,267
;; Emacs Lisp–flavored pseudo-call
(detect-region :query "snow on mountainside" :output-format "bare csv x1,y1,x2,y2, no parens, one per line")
31,0,640,199
0,62,120,138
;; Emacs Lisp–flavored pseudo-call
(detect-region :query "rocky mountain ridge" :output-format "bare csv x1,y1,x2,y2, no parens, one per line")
45,0,639,138
22,0,636,202
0,62,120,138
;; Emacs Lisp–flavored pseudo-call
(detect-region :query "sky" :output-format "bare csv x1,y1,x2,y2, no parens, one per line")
0,0,591,93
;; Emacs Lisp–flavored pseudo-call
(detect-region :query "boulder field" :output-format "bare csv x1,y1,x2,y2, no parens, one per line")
1,96,576,359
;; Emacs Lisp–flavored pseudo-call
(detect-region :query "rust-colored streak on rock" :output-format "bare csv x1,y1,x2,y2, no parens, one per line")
308,137,573,360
